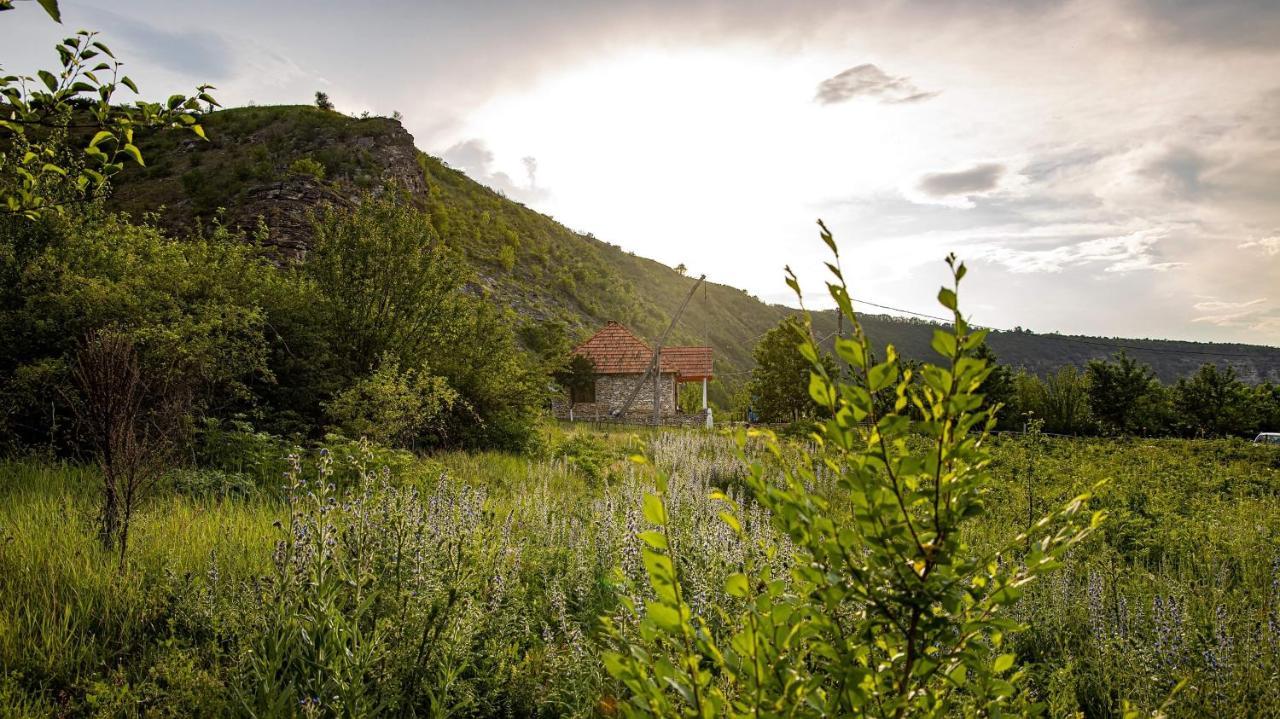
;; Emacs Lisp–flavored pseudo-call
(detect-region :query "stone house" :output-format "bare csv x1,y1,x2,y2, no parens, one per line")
554,322,714,427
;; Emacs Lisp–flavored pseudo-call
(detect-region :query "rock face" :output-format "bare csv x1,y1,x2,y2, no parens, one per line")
229,120,427,259
113,109,431,260
236,179,353,260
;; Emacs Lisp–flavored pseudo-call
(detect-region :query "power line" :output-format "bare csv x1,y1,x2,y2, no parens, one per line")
846,296,1266,359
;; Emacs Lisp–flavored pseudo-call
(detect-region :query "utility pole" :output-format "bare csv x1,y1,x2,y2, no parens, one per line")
612,274,706,422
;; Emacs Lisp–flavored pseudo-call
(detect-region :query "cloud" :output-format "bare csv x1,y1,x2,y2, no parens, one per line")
1191,296,1279,329
918,163,1006,197
1123,0,1280,50
814,64,938,105
440,138,548,204
1141,145,1213,199
1239,235,1280,255
975,230,1185,274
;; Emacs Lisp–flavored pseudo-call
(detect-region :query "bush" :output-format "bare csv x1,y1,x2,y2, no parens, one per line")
324,356,459,450
604,226,1104,717
288,156,327,181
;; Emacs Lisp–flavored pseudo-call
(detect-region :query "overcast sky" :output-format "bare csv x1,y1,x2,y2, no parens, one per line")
5,0,1279,344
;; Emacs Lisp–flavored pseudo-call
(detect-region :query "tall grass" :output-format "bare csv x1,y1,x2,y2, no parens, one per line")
0,430,1277,716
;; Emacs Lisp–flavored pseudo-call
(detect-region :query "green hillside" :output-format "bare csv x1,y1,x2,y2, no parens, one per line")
111,105,1280,398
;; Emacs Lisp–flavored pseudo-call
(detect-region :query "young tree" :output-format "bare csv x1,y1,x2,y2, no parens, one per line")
315,90,334,111
1,6,215,219
1085,351,1159,435
307,196,541,449
606,226,1102,717
323,355,459,450
746,317,836,423
67,329,188,567
1041,365,1093,435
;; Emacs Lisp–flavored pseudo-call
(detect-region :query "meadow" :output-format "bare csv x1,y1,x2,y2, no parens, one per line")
0,425,1277,718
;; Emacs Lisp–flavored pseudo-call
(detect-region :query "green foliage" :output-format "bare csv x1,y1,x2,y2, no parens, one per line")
1086,352,1165,435
745,317,836,422
0,25,214,218
1172,363,1254,438
605,228,1105,717
315,90,334,111
324,355,459,450
553,353,597,406
0,210,281,448
306,195,542,450
288,155,327,180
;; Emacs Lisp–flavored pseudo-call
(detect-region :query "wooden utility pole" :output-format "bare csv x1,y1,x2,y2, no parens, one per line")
612,274,707,422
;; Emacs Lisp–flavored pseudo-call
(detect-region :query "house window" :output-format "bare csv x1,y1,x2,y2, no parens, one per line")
571,381,596,404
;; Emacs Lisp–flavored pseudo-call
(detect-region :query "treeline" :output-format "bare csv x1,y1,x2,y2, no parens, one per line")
0,196,544,458
988,352,1280,438
745,318,1279,438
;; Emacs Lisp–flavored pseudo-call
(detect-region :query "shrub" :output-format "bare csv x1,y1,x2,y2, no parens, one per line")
288,156,327,181
604,225,1105,717
324,356,460,450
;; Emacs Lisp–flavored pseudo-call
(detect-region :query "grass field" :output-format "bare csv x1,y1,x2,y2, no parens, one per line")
1,426,1277,717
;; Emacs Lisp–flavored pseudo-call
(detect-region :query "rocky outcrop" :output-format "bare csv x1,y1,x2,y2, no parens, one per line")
236,178,353,260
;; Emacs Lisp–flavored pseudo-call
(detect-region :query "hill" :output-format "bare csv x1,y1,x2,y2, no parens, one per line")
110,105,1280,398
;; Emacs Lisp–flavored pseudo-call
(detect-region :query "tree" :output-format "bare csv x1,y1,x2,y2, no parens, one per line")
553,353,597,410
1011,367,1093,435
1085,351,1160,435
315,91,334,111
0,210,280,449
973,341,1015,426
746,317,836,423
606,229,1101,718
306,196,541,449
66,329,188,567
674,262,687,276
1172,363,1251,437
1,7,215,219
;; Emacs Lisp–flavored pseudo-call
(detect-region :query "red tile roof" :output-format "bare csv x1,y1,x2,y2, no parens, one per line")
660,346,714,381
574,322,713,381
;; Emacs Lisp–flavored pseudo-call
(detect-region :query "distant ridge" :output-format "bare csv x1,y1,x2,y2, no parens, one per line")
110,105,1280,401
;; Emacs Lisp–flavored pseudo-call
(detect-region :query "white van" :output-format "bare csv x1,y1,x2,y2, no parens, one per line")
1255,432,1280,445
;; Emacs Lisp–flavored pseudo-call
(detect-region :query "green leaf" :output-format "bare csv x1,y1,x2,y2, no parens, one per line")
645,602,682,633
120,143,144,166
121,75,138,94
37,0,60,22
930,329,957,359
638,530,667,550
88,130,113,148
641,493,666,525
724,573,749,598
37,70,58,93
993,653,1015,673
937,287,957,311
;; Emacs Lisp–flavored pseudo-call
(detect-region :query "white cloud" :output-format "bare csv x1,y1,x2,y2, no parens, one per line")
1239,235,1280,255
972,230,1183,274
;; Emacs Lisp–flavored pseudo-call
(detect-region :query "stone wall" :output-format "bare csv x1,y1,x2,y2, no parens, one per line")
552,372,679,420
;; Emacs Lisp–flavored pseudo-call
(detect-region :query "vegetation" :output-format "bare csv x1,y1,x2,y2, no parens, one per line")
606,232,1102,716
999,350,1280,438
1,4,214,219
0,196,540,453
744,316,836,422
2,425,1277,717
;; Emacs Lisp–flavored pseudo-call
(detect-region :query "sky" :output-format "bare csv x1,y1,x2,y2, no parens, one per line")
4,0,1279,345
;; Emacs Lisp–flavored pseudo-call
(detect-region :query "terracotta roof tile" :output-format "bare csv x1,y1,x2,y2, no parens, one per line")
659,346,713,381
574,322,713,380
